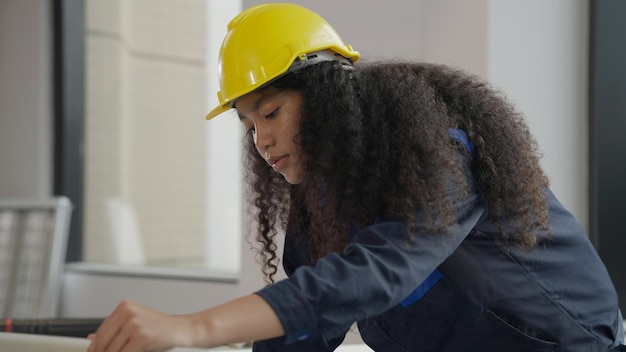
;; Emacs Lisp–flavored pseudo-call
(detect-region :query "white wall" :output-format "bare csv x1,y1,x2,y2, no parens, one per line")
0,0,53,198
487,1,589,229
0,0,589,344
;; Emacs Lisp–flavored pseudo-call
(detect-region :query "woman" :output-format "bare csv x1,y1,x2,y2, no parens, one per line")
88,3,624,352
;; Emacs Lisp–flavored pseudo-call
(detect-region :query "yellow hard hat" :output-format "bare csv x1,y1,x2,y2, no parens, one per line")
205,3,360,120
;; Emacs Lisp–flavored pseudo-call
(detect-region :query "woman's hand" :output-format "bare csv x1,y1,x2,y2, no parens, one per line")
87,300,200,352
87,294,284,351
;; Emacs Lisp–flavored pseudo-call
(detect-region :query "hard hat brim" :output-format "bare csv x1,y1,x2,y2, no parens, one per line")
205,103,231,120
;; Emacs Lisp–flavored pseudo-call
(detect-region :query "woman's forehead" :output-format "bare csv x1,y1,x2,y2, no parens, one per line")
234,89,282,121
234,88,277,110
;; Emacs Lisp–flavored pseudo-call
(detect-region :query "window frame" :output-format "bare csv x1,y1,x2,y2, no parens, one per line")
53,0,84,263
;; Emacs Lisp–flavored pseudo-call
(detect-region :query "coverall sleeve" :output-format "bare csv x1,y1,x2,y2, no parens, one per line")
252,331,347,352
255,158,486,345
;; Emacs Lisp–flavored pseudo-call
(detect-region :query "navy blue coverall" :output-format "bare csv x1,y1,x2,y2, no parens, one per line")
253,130,624,351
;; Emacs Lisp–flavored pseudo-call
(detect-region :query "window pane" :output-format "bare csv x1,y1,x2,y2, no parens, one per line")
83,0,241,271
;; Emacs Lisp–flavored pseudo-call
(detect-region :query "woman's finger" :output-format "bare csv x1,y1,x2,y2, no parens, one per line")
88,300,136,352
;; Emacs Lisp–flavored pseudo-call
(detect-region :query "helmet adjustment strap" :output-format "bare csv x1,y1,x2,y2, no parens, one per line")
287,49,354,74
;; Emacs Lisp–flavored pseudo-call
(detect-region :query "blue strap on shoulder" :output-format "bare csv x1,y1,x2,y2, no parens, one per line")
447,128,474,155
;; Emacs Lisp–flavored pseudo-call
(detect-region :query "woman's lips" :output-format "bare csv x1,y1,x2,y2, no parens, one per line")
269,155,288,172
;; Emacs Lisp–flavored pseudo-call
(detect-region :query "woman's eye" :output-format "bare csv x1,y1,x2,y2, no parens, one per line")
264,108,278,118
246,127,256,136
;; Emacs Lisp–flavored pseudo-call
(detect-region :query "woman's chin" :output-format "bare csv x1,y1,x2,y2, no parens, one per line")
281,173,303,185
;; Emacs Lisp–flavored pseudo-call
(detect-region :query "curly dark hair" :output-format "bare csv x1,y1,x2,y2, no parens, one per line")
243,60,550,283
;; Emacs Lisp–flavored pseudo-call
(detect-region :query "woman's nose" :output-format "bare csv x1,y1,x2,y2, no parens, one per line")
254,125,274,156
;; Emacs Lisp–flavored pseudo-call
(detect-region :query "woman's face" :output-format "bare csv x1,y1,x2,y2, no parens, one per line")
235,88,305,184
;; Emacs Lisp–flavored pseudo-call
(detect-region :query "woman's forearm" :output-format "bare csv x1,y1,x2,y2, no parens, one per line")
88,294,284,351
189,293,285,347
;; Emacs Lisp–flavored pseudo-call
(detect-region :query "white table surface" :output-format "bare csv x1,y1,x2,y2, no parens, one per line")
0,332,374,351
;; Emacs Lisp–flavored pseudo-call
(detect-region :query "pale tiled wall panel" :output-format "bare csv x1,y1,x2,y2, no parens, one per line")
125,0,206,62
84,0,207,266
85,0,122,35
126,56,206,265
84,35,126,262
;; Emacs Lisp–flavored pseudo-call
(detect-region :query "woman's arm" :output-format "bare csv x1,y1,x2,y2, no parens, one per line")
256,149,486,344
87,294,284,352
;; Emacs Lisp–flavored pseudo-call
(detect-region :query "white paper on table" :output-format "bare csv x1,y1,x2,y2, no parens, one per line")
0,332,374,352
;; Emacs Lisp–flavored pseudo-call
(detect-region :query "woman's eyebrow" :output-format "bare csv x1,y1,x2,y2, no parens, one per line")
235,92,275,121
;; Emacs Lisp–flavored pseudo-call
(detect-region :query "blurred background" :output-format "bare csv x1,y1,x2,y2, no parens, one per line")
0,0,624,344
